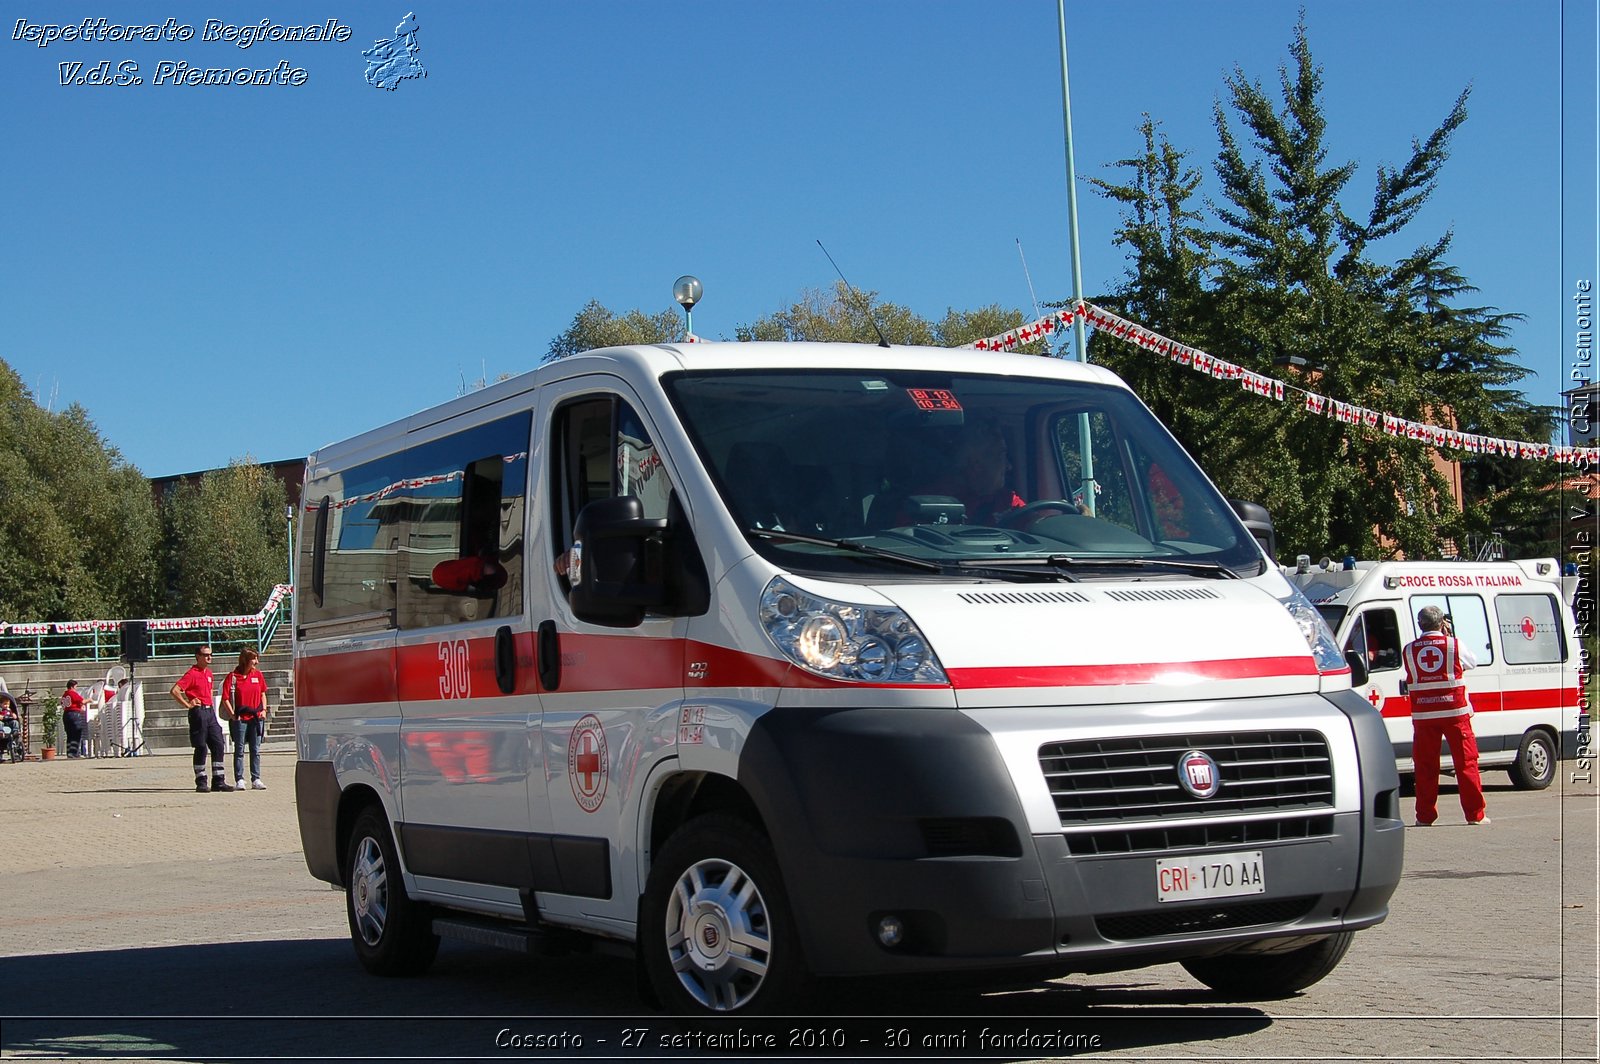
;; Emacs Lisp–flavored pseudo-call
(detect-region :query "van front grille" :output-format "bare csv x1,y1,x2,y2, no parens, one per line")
1039,731,1334,826
1065,814,1335,856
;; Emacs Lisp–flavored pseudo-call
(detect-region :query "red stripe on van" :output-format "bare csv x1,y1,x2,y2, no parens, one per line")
945,655,1318,689
1378,687,1581,718
298,642,1340,704
297,647,397,707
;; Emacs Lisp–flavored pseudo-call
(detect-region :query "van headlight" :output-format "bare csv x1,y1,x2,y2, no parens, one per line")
759,577,947,684
1277,586,1349,674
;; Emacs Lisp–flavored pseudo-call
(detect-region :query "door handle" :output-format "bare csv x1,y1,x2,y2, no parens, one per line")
538,620,560,692
494,625,516,694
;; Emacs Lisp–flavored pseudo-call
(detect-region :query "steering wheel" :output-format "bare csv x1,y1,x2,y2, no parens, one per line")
999,500,1081,527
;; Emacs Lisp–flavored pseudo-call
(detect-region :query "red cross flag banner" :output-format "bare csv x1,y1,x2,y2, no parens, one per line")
964,300,1600,467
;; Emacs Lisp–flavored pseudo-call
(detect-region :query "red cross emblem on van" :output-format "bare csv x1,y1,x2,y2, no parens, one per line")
567,714,608,813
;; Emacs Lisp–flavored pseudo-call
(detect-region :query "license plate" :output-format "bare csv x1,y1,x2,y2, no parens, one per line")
1156,850,1266,903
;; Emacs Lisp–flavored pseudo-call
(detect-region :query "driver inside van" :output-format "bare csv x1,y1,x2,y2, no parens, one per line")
903,418,1090,527
925,419,1025,525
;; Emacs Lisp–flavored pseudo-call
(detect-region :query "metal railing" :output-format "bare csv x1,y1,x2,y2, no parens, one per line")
0,587,293,665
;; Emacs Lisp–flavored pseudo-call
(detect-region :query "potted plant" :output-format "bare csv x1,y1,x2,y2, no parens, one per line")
38,699,61,760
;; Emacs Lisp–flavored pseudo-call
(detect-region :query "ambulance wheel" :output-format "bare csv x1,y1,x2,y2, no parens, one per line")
345,806,439,976
641,814,810,1013
1508,730,1556,790
1180,931,1353,998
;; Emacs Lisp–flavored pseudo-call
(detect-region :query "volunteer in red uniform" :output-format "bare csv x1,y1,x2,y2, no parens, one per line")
171,646,231,793
220,647,270,790
1402,606,1488,826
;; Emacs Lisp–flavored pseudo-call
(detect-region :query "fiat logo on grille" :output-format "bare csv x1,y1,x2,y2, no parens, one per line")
1177,750,1221,798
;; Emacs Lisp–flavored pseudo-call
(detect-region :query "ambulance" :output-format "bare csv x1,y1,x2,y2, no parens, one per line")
1287,559,1587,788
293,341,1404,1014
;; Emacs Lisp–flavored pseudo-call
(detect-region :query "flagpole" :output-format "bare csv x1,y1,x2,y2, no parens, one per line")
1057,0,1096,513
1057,0,1088,364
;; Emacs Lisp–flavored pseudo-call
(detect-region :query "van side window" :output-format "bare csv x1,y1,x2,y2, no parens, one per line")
300,414,529,634
1052,410,1135,531
1410,593,1493,665
551,396,674,561
1496,593,1566,665
1345,608,1402,672
393,415,530,629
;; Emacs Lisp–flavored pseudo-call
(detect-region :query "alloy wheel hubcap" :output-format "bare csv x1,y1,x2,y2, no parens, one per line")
664,857,771,1011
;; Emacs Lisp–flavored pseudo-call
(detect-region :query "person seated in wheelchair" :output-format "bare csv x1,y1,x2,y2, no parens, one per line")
0,691,21,762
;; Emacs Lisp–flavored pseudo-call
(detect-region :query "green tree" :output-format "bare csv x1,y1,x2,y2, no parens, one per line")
162,460,289,616
0,360,162,621
545,300,683,361
1089,19,1542,561
736,282,1051,354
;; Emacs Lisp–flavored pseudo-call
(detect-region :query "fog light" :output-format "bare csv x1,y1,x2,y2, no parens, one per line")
875,915,905,948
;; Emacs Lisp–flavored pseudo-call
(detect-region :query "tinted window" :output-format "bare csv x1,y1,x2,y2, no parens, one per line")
664,369,1257,577
300,413,530,633
1343,608,1402,673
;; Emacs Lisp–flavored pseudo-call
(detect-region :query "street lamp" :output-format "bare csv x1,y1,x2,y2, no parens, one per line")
673,275,703,339
286,503,295,587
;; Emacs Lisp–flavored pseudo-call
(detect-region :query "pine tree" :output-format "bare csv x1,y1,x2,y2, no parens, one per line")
1089,18,1543,560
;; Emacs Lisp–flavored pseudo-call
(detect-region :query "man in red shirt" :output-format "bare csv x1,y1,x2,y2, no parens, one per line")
170,646,231,792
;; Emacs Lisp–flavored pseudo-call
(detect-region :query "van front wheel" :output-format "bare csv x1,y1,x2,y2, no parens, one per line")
1508,730,1556,790
641,815,809,1013
1180,932,1353,998
345,807,440,976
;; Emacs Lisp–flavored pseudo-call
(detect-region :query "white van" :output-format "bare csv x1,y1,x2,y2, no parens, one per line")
293,342,1403,1014
1289,559,1586,788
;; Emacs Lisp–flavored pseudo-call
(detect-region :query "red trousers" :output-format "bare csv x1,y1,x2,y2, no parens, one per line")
1413,714,1487,825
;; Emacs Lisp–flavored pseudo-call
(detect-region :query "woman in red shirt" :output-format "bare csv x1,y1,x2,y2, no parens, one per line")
60,680,89,758
220,648,270,790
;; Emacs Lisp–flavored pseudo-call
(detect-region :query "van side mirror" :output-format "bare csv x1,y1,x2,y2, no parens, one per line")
1227,499,1277,565
1344,650,1369,688
568,496,668,628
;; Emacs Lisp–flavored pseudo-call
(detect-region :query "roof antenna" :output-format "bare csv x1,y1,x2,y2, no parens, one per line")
1016,237,1043,320
817,240,890,348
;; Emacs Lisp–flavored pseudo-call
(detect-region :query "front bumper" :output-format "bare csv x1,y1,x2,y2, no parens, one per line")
738,697,1403,977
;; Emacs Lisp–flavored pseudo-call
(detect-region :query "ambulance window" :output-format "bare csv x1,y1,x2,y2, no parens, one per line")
1351,609,1402,672
551,396,674,561
1053,411,1135,531
1496,594,1566,665
1410,594,1493,665
393,413,531,630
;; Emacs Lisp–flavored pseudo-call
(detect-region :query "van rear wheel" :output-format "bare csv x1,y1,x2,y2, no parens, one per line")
1181,932,1353,998
345,806,440,976
641,814,809,1013
1508,730,1556,790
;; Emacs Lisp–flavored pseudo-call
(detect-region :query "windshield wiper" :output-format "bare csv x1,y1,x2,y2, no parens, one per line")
747,528,943,572
953,558,1079,582
748,529,1072,582
1042,555,1242,579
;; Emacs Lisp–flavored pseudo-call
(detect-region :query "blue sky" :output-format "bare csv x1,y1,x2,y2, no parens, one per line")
3,0,1595,477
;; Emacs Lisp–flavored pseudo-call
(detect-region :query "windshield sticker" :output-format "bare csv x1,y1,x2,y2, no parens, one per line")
906,388,962,412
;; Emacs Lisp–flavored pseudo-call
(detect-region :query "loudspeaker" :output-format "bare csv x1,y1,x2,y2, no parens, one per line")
119,620,151,663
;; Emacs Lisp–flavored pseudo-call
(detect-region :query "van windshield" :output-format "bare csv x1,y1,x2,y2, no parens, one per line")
664,368,1261,578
